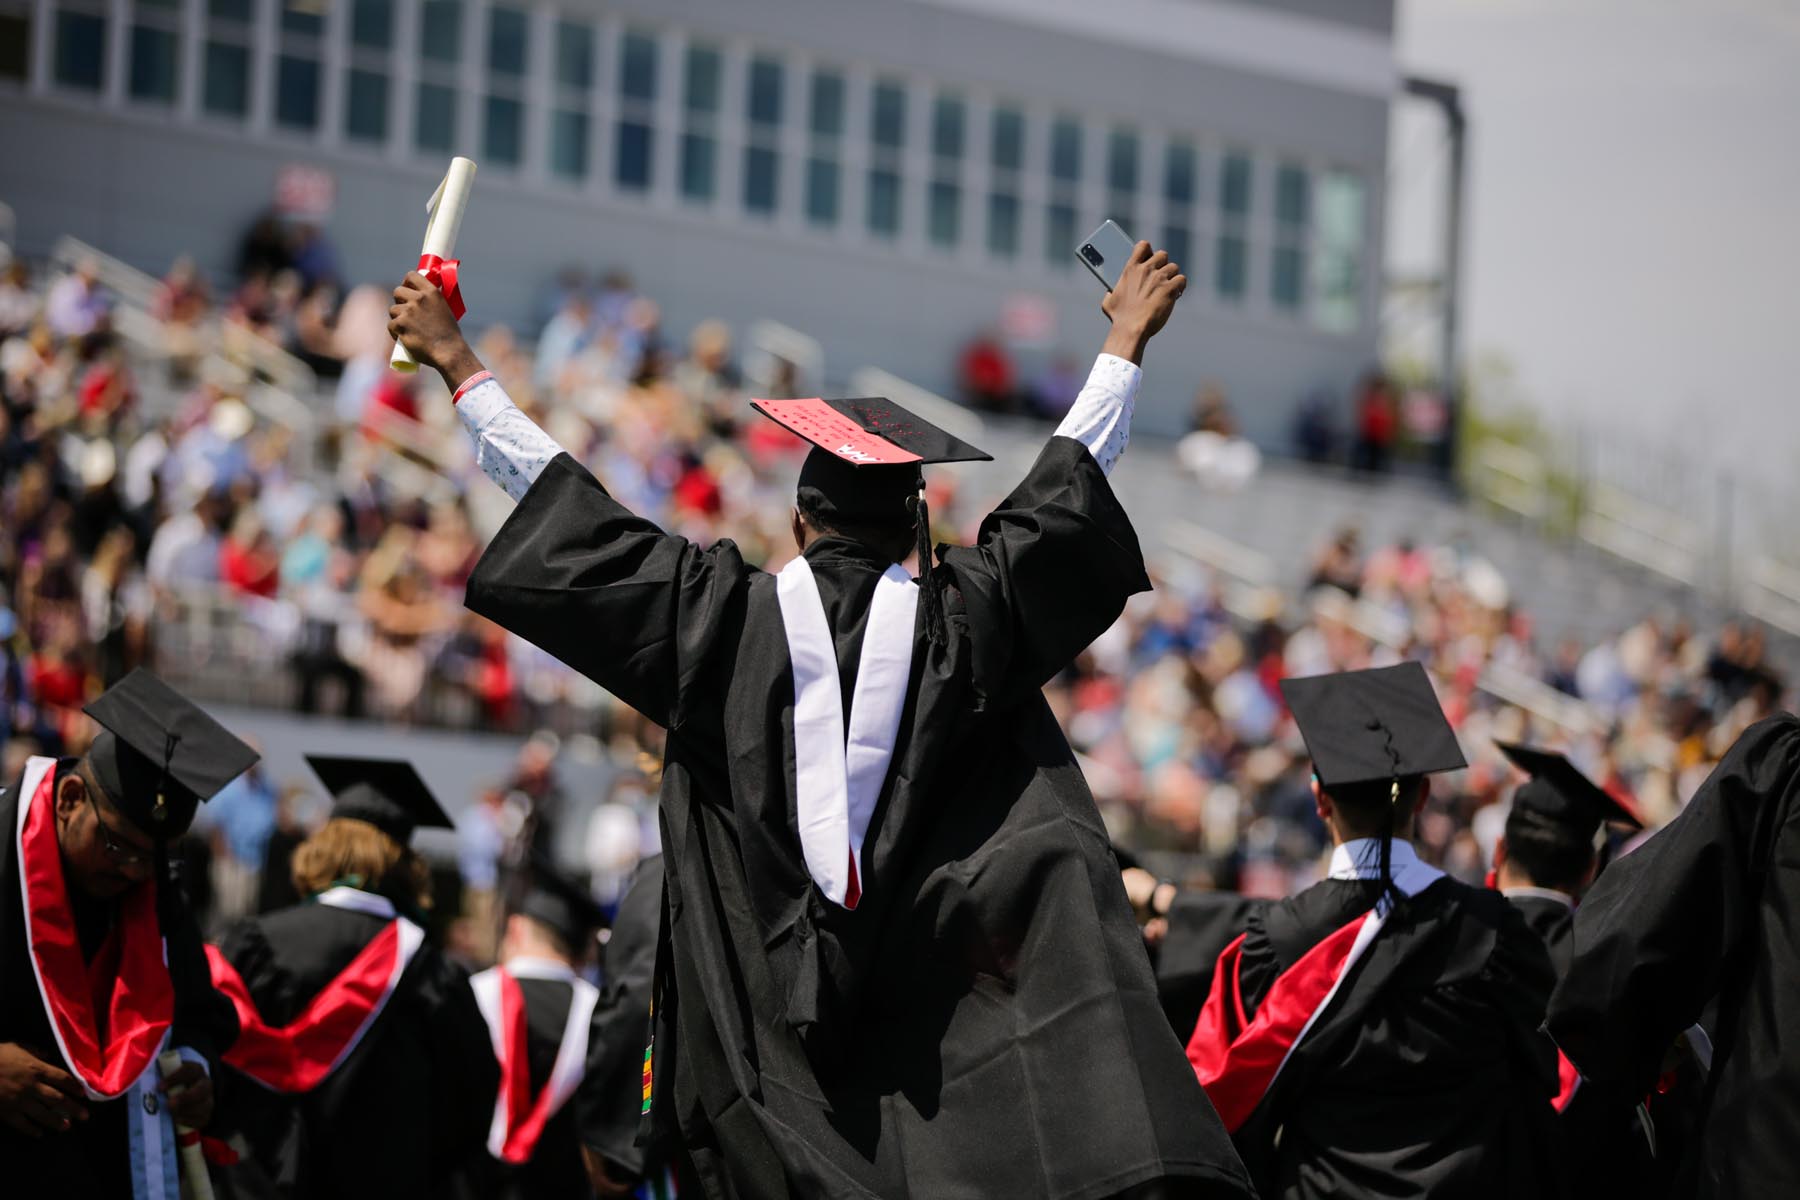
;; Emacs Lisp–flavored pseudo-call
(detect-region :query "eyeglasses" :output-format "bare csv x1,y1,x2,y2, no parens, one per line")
85,783,152,869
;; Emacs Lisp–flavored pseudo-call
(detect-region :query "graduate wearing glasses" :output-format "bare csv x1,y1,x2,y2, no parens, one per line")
0,668,253,1199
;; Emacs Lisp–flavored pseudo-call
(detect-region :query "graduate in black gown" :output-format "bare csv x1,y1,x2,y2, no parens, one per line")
1548,713,1800,1199
1490,742,1658,1193
0,668,250,1199
388,244,1253,1199
206,756,496,1199
1168,664,1562,1200
458,860,607,1200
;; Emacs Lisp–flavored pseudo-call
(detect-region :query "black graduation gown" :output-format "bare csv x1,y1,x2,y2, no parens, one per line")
1503,888,1658,1197
1548,712,1800,1199
0,761,238,1199
458,975,592,1200
211,900,498,1199
464,440,1253,1200
1504,892,1573,976
1171,873,1561,1199
578,853,668,1183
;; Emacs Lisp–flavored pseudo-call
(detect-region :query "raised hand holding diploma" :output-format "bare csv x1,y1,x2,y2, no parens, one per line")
391,155,478,373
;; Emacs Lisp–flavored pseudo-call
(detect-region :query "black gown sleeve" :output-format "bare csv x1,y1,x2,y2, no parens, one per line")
463,453,752,731
577,855,664,1178
1548,714,1800,1100
1156,891,1269,1037
937,436,1151,708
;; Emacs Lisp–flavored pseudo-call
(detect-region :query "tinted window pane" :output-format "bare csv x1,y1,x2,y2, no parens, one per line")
487,6,525,76
415,81,455,150
554,21,591,90
620,31,655,101
683,44,718,112
932,96,964,160
871,81,905,149
129,25,178,102
867,169,900,235
281,4,321,36
615,121,652,188
420,1,459,63
209,0,251,22
351,0,391,50
809,71,843,137
1221,153,1252,217
484,95,521,163
992,107,1023,170
1272,245,1305,310
929,181,959,246
744,146,778,213
275,55,320,128
1164,142,1195,206
1162,226,1191,274
1108,130,1138,193
1050,119,1081,183
0,15,29,80
54,11,105,90
1215,234,1246,299
550,109,588,179
203,42,249,114
1045,203,1077,265
806,158,839,225
680,133,714,200
987,192,1019,257
345,69,387,141
748,58,781,127
1276,164,1309,227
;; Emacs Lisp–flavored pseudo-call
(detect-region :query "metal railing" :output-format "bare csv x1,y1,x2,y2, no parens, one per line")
48,234,321,400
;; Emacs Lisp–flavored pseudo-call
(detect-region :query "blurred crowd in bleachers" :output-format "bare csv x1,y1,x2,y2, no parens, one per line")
0,241,1789,960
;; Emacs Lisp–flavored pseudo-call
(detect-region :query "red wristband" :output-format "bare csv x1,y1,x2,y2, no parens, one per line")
452,369,493,405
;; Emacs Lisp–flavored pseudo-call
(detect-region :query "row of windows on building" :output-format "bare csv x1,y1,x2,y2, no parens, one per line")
8,0,1370,332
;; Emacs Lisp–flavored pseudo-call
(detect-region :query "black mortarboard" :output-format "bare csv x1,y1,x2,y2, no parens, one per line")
751,396,991,526
84,668,259,838
305,755,454,844
1496,742,1643,833
517,857,608,952
1281,662,1467,790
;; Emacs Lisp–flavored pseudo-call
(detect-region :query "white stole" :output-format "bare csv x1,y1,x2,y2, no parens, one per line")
775,555,919,908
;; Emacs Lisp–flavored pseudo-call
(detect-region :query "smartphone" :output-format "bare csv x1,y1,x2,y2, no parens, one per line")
1077,219,1138,291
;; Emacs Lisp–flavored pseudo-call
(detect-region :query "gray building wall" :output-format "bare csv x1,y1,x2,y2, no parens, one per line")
0,0,1393,445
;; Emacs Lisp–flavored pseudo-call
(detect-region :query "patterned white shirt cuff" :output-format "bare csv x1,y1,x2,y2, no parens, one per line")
1053,353,1143,476
455,376,566,503
175,1044,209,1077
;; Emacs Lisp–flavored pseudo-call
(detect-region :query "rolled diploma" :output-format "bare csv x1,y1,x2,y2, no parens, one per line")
391,155,479,372
158,1049,217,1200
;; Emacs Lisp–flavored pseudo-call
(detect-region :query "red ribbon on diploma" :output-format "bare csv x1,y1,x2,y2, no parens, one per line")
418,253,466,319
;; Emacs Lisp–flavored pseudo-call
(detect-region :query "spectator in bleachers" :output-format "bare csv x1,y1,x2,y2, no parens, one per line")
0,261,39,339
44,258,109,340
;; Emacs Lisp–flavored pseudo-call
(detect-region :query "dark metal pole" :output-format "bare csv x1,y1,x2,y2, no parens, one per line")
1402,76,1467,482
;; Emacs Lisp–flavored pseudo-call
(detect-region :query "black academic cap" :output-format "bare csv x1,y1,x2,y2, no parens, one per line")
1281,662,1467,790
752,396,991,525
84,668,259,838
305,755,454,844
517,857,607,952
1496,742,1643,832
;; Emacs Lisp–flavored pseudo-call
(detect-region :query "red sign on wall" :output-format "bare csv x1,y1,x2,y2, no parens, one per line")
274,164,337,222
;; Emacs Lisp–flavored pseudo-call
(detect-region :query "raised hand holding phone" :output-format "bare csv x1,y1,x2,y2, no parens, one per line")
1098,239,1187,365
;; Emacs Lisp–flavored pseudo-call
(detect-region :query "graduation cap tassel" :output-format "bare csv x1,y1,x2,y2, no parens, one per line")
909,493,945,646
153,731,180,935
